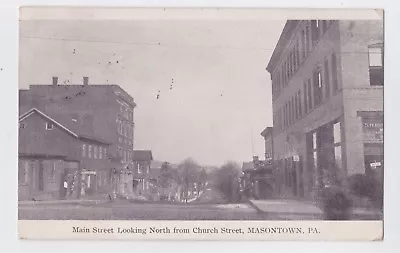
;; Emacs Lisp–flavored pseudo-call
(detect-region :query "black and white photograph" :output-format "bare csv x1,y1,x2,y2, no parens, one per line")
17,7,383,234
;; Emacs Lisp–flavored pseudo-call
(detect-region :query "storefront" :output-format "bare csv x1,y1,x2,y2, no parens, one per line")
306,118,344,191
358,111,384,181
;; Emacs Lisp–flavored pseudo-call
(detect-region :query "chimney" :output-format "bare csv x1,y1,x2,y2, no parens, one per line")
83,76,89,86
52,77,58,86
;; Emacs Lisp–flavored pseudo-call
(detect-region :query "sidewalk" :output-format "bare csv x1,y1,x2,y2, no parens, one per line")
18,198,110,206
248,199,383,219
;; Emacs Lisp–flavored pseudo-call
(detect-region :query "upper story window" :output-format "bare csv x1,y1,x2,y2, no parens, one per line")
99,147,103,159
88,145,92,158
368,45,384,86
19,122,26,129
46,122,54,130
93,146,97,159
82,144,86,157
331,53,339,92
313,69,323,106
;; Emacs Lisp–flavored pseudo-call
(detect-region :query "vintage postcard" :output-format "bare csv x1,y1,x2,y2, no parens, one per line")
18,7,384,241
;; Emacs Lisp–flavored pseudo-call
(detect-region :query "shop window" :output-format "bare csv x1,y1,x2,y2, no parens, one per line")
333,121,343,170
368,46,384,86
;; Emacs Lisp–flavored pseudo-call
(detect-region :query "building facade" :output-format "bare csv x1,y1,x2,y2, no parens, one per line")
19,77,136,199
266,20,384,200
132,150,156,199
18,108,110,200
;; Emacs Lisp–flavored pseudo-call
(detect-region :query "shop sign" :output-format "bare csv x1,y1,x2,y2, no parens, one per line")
362,118,383,143
370,162,382,167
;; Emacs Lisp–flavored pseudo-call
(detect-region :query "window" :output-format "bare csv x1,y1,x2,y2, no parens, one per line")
104,148,108,158
313,69,323,106
369,47,383,67
333,121,342,170
292,96,296,123
51,161,56,182
305,24,310,55
288,100,292,126
19,160,29,184
307,79,313,111
311,20,318,45
82,144,86,157
304,82,308,114
137,163,141,174
298,90,302,118
331,53,339,92
19,122,26,129
324,58,331,98
368,46,384,86
99,147,103,159
88,145,92,158
296,41,300,67
334,121,341,143
93,146,97,159
46,122,54,130
301,29,307,60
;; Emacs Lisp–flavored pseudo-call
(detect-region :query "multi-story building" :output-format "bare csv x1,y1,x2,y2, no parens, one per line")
19,77,136,199
266,20,384,200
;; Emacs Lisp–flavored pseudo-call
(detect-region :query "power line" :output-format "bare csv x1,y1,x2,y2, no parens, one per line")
20,35,275,52
20,35,381,54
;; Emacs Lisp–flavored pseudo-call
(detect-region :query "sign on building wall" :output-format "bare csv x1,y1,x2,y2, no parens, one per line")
362,117,383,143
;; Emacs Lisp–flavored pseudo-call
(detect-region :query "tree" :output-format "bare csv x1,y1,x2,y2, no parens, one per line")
158,162,173,188
211,161,241,203
178,158,201,203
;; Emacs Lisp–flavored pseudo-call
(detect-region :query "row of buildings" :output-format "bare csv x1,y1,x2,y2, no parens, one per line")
18,77,156,201
243,20,384,201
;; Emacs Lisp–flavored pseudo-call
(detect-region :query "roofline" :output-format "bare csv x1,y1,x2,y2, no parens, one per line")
19,107,111,144
266,20,300,73
260,126,273,137
19,108,78,138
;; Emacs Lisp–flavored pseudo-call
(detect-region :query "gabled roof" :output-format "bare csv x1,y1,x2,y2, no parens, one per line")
133,150,153,161
19,108,110,145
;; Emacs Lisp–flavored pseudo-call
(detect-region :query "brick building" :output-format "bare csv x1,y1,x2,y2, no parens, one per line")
18,108,111,200
266,20,384,200
19,77,136,199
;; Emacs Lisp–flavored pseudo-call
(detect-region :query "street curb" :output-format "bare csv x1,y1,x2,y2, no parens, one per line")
244,198,266,214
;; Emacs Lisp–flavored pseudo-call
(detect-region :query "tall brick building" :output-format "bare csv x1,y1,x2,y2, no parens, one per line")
265,20,384,199
19,77,136,199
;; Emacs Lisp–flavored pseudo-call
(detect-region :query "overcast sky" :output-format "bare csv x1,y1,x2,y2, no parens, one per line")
19,18,285,166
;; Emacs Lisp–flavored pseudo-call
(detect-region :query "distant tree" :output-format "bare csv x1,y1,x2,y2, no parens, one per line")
178,158,201,203
158,162,173,188
212,161,241,203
